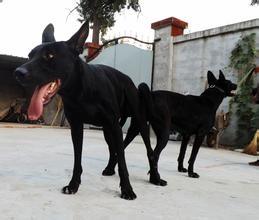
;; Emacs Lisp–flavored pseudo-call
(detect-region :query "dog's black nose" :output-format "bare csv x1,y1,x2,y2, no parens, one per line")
15,67,29,76
14,67,30,81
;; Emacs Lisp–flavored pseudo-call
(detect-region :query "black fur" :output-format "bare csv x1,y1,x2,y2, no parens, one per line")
103,71,237,179
14,22,165,200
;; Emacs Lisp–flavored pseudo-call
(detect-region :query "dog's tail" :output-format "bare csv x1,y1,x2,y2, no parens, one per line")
138,83,153,120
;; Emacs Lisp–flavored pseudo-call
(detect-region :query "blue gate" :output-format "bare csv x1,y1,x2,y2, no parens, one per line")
88,37,154,131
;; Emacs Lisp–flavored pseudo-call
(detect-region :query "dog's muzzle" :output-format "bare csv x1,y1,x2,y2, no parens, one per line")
14,67,31,85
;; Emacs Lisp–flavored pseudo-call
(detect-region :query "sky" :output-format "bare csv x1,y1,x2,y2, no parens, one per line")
0,0,259,57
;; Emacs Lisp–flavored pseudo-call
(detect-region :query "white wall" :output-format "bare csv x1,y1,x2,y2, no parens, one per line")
153,19,259,113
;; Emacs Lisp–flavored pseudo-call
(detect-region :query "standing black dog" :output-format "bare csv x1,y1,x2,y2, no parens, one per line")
14,22,165,200
103,71,237,178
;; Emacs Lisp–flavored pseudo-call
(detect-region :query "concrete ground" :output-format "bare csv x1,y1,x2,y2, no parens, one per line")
0,124,258,220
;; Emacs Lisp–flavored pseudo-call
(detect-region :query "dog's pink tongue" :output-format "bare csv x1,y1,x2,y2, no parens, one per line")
28,84,50,120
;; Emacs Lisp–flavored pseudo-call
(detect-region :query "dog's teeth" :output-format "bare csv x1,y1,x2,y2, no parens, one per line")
51,82,56,89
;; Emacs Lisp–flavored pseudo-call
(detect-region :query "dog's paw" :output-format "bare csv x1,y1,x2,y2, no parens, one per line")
156,178,167,186
188,172,200,178
62,182,80,194
102,168,115,176
121,189,137,200
149,175,167,186
178,166,188,173
249,160,259,166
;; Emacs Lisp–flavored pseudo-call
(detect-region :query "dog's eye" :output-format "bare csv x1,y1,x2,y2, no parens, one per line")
44,53,54,61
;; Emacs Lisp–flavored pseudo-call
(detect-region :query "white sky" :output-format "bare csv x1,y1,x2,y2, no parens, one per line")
0,0,259,57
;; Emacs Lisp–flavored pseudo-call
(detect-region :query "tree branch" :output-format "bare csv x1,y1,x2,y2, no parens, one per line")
66,3,80,22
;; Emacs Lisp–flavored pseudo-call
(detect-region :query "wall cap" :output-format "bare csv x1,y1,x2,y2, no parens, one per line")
173,18,259,44
151,17,188,30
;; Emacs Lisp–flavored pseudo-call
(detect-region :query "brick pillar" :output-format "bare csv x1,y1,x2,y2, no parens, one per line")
151,17,188,90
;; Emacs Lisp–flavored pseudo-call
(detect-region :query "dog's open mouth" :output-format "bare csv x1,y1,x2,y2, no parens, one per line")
230,90,237,96
229,85,238,97
28,79,61,120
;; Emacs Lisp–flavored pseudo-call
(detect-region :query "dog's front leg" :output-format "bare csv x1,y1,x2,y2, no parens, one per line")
62,121,84,194
178,135,191,173
188,135,205,178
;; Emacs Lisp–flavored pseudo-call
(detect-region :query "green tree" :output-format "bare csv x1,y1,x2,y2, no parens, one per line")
229,33,257,144
251,0,259,5
76,0,140,43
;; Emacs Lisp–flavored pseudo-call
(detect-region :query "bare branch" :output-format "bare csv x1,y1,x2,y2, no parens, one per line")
66,3,80,22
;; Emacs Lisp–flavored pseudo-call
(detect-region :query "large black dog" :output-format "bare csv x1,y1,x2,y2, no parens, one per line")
14,22,165,200
103,71,237,179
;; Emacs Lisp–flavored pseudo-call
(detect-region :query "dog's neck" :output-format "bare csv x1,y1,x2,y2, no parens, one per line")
58,58,83,97
209,85,226,95
200,86,226,111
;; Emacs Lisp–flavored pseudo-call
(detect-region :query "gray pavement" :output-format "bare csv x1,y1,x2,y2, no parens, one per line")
0,125,258,220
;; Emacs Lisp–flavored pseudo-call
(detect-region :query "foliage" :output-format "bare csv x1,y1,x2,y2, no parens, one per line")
76,0,140,43
251,0,259,5
251,106,259,128
229,34,256,73
229,33,257,137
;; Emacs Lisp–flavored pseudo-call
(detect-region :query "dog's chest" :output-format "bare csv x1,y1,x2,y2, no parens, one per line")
62,94,115,126
170,103,216,135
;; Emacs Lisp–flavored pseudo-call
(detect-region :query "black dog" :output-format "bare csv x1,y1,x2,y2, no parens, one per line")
103,71,237,178
14,22,165,200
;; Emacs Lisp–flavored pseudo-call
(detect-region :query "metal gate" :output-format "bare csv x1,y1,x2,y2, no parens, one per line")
89,37,154,131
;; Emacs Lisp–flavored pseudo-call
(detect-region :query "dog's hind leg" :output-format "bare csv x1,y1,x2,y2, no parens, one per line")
153,131,170,163
188,135,205,178
139,122,167,186
177,135,191,173
104,123,136,200
126,89,166,186
102,117,139,175
123,117,140,148
145,120,170,186
102,128,117,176
119,115,127,128
62,120,84,194
151,126,170,183
124,116,164,186
123,116,167,186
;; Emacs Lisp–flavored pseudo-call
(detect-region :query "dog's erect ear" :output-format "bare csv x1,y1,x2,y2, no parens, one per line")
66,21,89,54
42,24,56,43
207,71,217,85
219,70,226,81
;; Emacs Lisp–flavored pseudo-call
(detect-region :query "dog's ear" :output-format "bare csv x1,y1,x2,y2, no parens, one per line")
207,71,217,85
66,21,89,54
219,70,226,81
42,24,56,43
